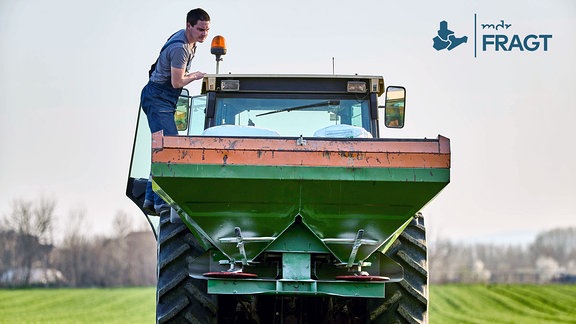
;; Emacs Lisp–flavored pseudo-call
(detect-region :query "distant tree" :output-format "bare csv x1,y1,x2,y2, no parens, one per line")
103,211,132,285
53,209,156,287
429,239,469,283
430,240,534,284
56,208,91,286
531,227,576,269
125,231,157,286
0,230,18,278
1,198,56,286
113,210,133,238
107,211,156,286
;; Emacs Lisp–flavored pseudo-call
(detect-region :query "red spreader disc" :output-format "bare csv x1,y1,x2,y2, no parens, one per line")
204,272,258,279
335,275,390,282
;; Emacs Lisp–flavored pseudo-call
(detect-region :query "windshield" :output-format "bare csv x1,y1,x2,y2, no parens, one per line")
213,95,372,137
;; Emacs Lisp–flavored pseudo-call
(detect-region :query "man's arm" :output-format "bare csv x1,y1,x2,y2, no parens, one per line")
171,67,205,89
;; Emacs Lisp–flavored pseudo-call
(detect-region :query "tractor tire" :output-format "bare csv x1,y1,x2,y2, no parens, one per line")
156,211,217,323
368,213,429,323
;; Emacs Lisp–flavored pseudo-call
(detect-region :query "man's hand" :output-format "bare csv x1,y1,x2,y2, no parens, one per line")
171,67,206,88
188,71,206,81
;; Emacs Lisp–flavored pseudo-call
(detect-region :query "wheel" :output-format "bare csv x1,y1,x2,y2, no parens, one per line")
369,213,429,323
156,211,217,323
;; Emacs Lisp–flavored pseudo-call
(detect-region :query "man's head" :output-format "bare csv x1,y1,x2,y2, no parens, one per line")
186,8,210,43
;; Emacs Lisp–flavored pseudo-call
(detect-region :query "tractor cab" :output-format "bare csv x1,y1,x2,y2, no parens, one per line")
127,75,406,236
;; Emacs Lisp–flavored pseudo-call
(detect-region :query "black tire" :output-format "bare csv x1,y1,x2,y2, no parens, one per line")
156,211,217,323
369,213,429,323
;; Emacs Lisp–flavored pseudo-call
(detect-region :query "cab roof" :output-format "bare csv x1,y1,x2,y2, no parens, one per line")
201,74,385,96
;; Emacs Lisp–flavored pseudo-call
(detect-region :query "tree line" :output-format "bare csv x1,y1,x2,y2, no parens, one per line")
429,227,576,284
1,198,574,287
0,198,156,287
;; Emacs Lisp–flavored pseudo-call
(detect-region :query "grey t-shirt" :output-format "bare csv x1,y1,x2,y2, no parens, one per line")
150,29,196,84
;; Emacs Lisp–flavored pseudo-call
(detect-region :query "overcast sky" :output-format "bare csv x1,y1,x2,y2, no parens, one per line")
1,0,575,244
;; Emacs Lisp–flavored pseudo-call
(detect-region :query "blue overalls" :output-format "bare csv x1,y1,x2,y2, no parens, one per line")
140,80,182,213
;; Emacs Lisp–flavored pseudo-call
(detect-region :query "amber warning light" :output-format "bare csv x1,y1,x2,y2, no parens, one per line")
211,35,227,73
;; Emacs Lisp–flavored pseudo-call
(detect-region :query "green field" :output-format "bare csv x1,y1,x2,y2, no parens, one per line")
0,287,155,323
0,285,574,323
430,284,576,324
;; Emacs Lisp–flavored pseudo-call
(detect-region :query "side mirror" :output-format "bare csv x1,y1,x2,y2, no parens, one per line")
175,89,191,131
384,86,406,128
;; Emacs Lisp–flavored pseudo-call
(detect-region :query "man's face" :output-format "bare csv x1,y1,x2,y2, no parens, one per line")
187,20,210,43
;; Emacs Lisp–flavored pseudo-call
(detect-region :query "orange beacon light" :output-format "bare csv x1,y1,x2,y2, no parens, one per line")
211,36,227,73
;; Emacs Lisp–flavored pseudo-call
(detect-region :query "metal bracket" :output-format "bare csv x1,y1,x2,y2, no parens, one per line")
322,229,378,269
218,259,241,272
296,135,307,146
347,229,364,268
234,227,248,265
413,212,424,227
219,227,276,266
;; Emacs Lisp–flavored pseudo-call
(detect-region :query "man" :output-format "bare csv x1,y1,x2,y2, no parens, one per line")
141,8,210,215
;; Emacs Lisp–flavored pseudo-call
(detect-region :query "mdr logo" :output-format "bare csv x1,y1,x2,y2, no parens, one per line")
432,14,553,57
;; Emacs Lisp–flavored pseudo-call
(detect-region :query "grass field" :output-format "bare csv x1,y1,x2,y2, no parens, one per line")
0,287,155,323
0,285,574,323
430,284,576,324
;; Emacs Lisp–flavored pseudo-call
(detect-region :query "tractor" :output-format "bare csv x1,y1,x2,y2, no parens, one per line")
127,38,450,323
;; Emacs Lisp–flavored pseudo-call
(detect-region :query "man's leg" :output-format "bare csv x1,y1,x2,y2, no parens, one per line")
143,176,155,213
141,82,180,214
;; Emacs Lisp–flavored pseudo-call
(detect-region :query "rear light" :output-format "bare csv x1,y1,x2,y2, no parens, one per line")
221,80,240,91
347,81,367,93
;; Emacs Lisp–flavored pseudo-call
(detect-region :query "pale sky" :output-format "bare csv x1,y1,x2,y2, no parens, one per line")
1,0,575,244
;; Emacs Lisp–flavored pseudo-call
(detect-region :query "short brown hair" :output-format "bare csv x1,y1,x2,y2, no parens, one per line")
187,8,210,26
